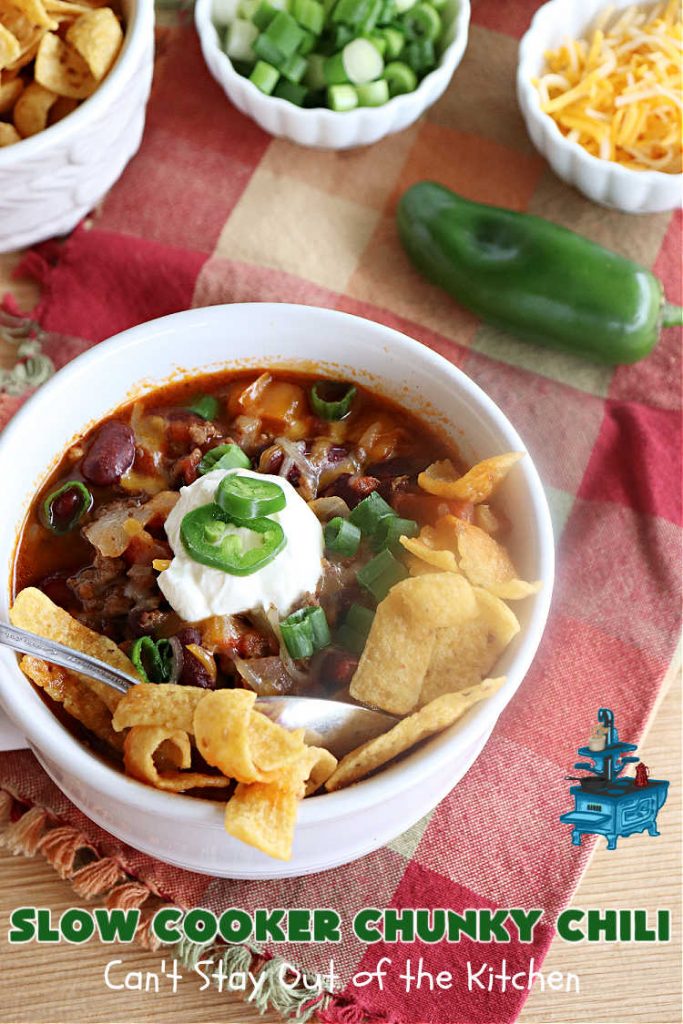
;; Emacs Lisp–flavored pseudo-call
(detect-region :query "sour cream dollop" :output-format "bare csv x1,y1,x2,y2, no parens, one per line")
158,468,324,621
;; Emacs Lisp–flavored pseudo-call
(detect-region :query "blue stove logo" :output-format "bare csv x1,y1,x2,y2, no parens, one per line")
560,708,669,851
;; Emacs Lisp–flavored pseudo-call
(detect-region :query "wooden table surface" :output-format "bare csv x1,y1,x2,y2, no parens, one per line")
0,646,679,1024
0,265,680,1023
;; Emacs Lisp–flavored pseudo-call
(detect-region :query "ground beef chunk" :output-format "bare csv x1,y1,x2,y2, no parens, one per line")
172,448,202,486
320,473,380,508
68,553,164,639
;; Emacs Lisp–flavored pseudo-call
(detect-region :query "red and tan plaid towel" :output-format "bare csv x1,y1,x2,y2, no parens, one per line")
1,2,681,1022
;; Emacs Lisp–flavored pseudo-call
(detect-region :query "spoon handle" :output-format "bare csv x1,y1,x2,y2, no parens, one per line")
0,622,138,695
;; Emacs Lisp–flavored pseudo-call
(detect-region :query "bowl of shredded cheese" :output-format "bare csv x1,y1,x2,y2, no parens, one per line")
517,0,682,213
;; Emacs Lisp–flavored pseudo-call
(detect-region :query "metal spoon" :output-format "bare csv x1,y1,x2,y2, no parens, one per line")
0,622,396,758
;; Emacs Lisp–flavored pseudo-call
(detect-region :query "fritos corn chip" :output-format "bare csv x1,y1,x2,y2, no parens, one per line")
112,683,206,734
0,23,21,69
444,517,541,600
326,677,506,791
194,689,306,784
35,30,96,97
418,452,523,503
123,726,230,793
0,74,23,112
66,7,121,79
419,589,520,706
400,534,459,572
10,587,135,711
0,0,123,145
12,79,55,135
0,119,20,143
20,654,122,750
224,749,312,862
349,573,479,715
305,746,338,796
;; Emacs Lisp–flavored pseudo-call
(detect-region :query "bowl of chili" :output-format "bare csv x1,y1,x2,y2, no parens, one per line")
0,303,553,878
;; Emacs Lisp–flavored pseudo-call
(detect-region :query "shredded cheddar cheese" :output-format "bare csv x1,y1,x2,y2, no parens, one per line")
534,1,682,172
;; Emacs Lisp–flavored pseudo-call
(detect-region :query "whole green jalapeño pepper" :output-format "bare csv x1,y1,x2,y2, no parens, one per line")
397,182,682,365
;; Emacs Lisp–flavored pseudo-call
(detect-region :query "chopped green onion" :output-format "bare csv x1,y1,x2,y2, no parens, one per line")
384,59,416,95
216,473,286,519
327,82,358,110
310,380,357,419
324,515,362,556
382,26,404,58
365,33,387,56
253,33,285,65
324,50,349,85
305,52,327,90
403,2,440,41
342,37,384,84
372,514,418,552
292,0,325,35
333,0,374,27
131,636,174,684
186,395,220,420
249,59,280,92
331,23,354,49
280,51,308,82
359,0,383,33
299,28,316,54
41,480,92,535
348,490,395,536
225,18,258,60
356,78,389,105
357,548,408,601
377,0,395,24
239,0,260,16
264,10,306,57
214,0,241,27
199,443,251,476
337,603,375,654
404,37,434,72
280,606,331,658
253,0,279,31
394,0,416,11
274,78,307,103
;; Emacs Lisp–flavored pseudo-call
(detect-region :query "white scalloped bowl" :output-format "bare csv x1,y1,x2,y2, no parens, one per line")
517,0,682,213
195,0,470,148
0,305,554,878
0,0,154,254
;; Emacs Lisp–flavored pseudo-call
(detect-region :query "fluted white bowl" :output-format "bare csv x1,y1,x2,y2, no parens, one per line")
0,0,154,253
517,0,682,213
195,0,470,149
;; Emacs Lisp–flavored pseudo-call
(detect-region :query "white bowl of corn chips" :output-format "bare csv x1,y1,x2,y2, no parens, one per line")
0,304,554,878
0,0,154,252
517,0,682,213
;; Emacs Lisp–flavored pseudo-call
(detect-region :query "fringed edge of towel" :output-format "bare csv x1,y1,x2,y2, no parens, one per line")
0,787,389,1023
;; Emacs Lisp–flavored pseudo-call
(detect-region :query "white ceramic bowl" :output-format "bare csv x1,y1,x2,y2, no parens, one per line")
517,0,682,213
0,304,553,879
0,0,154,254
195,0,470,149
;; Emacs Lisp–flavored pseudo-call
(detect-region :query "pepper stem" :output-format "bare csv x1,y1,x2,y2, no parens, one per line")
662,303,683,328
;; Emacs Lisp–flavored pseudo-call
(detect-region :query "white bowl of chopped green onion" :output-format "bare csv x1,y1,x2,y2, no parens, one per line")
195,0,470,148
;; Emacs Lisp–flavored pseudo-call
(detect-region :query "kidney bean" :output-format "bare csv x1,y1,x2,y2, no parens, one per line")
175,626,202,647
178,647,215,689
82,421,135,486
